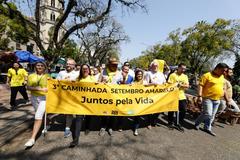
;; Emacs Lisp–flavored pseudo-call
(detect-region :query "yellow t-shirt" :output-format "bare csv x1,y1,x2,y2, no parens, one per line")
27,73,50,96
99,68,118,83
7,68,28,87
199,72,224,100
168,72,189,100
153,59,165,73
79,76,97,83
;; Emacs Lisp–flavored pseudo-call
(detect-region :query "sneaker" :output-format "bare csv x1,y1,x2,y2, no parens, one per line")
203,129,216,136
155,123,161,127
69,140,78,148
64,128,72,138
24,99,31,105
133,130,138,136
224,120,230,125
108,128,113,136
147,125,152,130
42,129,47,135
194,124,200,131
99,128,106,136
175,124,184,132
167,124,174,130
10,105,16,111
24,139,35,147
151,123,157,127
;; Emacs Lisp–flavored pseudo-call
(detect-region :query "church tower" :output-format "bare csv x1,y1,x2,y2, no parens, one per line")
39,0,64,49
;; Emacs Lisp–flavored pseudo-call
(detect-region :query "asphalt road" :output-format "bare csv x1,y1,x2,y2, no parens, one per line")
1,84,240,160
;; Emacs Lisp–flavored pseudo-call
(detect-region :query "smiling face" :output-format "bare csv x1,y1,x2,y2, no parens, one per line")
135,70,143,81
81,64,90,78
66,59,76,72
35,62,46,74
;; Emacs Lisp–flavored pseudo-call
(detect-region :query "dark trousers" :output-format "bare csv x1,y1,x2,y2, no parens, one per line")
168,99,187,125
133,116,140,130
10,86,28,106
71,115,84,144
84,116,91,130
147,113,159,126
101,116,115,129
117,116,124,129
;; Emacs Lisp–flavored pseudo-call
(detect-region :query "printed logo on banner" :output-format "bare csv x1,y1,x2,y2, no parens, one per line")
103,111,108,114
111,110,119,115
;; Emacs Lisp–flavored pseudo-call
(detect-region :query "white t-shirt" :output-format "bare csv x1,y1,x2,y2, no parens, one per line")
144,71,166,85
128,69,135,78
56,70,79,81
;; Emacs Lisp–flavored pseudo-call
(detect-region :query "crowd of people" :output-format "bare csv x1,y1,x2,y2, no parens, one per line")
5,57,240,148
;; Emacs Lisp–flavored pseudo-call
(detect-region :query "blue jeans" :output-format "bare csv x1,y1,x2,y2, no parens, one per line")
195,98,220,131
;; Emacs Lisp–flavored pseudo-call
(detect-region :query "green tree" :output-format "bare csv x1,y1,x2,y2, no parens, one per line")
130,19,236,74
0,14,27,50
181,19,234,75
0,0,146,63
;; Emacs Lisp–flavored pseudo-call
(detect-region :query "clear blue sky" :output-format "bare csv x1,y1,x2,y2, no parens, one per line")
113,0,239,66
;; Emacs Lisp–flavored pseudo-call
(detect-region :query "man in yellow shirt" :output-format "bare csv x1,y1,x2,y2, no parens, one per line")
7,62,29,110
195,63,229,136
167,63,189,131
98,57,120,136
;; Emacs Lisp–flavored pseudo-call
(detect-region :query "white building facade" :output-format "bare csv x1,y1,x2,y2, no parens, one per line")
8,0,64,56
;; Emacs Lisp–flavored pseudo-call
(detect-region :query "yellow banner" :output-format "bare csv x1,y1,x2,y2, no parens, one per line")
46,79,179,116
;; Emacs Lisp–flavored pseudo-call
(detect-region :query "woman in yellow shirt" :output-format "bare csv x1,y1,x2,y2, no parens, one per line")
24,61,49,147
70,64,96,148
132,69,146,136
7,62,29,110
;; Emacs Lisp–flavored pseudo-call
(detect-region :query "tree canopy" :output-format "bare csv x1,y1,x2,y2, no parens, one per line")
130,19,238,75
0,0,146,63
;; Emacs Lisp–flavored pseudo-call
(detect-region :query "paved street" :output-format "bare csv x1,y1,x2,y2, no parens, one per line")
0,84,240,160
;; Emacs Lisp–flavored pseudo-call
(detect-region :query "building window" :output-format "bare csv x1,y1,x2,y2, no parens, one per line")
27,43,34,53
51,0,55,7
16,43,21,50
50,12,56,21
41,10,45,21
